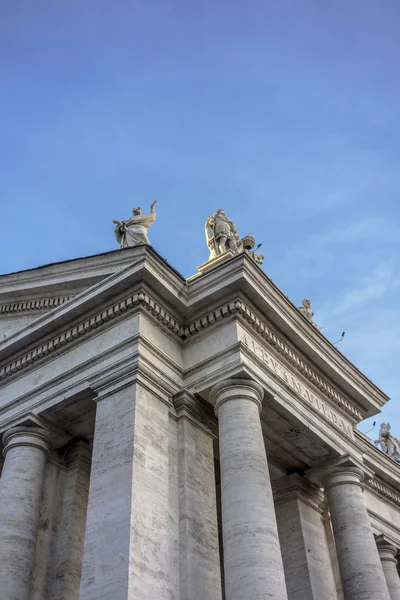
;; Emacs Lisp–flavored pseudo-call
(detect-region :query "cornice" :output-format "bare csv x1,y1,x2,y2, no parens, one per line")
366,478,400,509
0,292,364,424
0,291,184,383
188,253,388,413
183,298,362,421
0,296,73,315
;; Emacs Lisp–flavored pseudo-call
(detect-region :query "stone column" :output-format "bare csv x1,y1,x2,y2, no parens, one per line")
211,378,288,600
0,426,51,600
50,441,91,600
274,473,338,600
174,391,223,600
376,535,400,600
319,455,391,600
79,380,171,600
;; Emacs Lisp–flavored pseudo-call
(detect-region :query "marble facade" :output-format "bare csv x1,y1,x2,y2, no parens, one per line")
0,244,399,600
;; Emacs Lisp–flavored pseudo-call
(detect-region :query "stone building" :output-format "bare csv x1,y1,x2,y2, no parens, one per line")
0,235,400,600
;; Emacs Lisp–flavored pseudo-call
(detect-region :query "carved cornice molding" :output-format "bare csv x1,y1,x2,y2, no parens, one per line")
183,299,361,421
0,296,73,315
366,477,400,509
235,301,363,421
0,291,184,382
0,292,362,424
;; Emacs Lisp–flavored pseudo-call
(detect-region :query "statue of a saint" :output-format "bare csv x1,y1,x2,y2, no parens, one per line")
205,209,242,260
113,201,157,248
298,299,314,322
374,423,400,463
298,299,321,330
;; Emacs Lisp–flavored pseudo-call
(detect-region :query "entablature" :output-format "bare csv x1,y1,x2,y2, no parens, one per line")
186,252,389,419
0,247,389,430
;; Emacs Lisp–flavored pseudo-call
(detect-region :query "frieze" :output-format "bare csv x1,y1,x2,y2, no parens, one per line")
182,299,363,422
241,331,355,440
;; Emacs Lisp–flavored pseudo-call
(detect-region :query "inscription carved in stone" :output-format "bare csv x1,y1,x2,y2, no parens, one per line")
241,332,354,439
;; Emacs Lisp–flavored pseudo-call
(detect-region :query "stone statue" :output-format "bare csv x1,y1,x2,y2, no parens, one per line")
374,423,400,462
113,200,157,248
298,299,314,322
205,209,264,265
298,299,321,330
205,209,242,259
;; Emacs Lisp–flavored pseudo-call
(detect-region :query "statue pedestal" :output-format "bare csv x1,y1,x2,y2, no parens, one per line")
187,251,235,282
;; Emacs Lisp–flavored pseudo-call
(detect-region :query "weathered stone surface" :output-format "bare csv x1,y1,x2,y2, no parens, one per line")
212,379,288,600
0,245,400,600
49,442,91,600
30,458,65,600
79,382,171,600
376,535,400,600
274,474,338,600
0,426,51,600
175,392,222,600
318,457,391,600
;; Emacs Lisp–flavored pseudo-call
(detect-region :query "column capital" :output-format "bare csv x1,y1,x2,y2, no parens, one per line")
376,535,399,564
210,378,264,415
308,453,374,491
2,426,52,457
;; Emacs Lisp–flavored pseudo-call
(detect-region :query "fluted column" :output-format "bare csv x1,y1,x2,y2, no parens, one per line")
319,456,391,600
211,378,288,600
376,535,400,600
0,426,51,600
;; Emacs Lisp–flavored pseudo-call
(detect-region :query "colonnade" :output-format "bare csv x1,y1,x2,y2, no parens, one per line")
211,378,398,600
0,378,399,600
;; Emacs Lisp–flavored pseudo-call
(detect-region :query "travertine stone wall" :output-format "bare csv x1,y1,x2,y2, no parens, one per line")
79,382,172,600
48,442,91,600
274,474,338,600
0,427,51,600
212,379,288,600
323,462,391,600
175,393,222,600
168,414,180,600
30,459,65,600
376,536,400,600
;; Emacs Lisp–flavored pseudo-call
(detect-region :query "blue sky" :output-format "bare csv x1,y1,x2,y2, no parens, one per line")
1,1,399,437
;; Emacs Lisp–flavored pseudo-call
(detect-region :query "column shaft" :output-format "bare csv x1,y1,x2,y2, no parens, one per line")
212,379,288,600
50,442,91,600
376,537,400,600
274,474,338,600
175,392,223,600
324,466,391,600
0,427,51,600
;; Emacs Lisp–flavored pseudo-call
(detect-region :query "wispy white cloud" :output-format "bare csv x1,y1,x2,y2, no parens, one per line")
276,217,400,284
326,260,400,317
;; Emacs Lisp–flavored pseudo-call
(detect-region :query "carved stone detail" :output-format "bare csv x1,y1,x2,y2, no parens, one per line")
113,200,157,248
298,299,321,330
366,477,400,508
374,423,400,463
0,296,73,315
205,208,264,265
0,294,362,423
0,291,184,382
